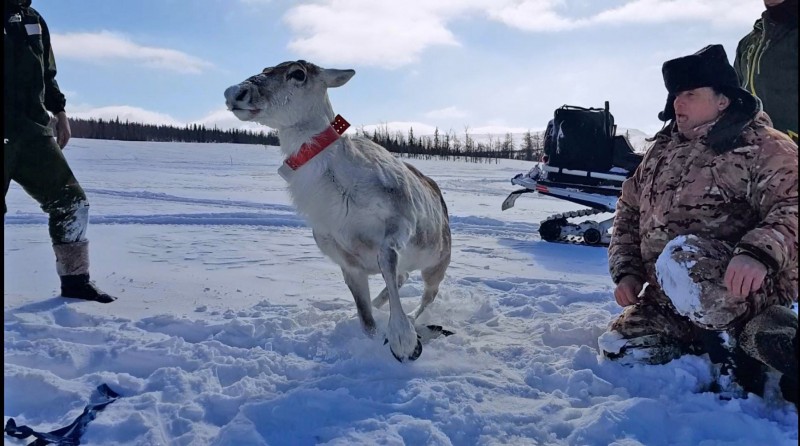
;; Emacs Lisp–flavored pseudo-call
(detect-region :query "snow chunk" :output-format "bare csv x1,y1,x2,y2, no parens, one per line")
597,330,627,355
656,235,702,318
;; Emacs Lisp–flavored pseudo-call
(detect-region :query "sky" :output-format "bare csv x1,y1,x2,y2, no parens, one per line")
4,139,798,445
33,0,765,137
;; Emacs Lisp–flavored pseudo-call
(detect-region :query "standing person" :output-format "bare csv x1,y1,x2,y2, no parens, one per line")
734,0,798,142
4,0,116,303
599,44,798,404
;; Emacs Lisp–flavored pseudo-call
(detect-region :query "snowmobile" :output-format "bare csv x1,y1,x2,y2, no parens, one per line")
502,101,643,246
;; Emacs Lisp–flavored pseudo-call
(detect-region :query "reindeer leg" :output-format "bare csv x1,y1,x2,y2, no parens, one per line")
341,268,377,337
378,246,422,362
372,272,408,309
411,256,455,342
410,261,447,320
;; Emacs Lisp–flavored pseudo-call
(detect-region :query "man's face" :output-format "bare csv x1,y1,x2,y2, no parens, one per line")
673,87,730,136
764,0,785,7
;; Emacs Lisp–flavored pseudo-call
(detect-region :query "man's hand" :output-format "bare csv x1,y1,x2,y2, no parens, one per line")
54,111,71,149
724,254,768,300
614,275,644,307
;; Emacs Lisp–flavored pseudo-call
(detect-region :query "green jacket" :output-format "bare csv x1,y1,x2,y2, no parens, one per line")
4,1,65,139
734,11,798,141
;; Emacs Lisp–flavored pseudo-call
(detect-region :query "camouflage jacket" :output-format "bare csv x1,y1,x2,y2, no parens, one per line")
609,112,798,306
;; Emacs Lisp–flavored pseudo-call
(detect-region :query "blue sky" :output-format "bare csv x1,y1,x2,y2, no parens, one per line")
36,0,763,136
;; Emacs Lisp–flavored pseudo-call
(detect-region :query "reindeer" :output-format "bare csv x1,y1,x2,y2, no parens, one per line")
224,60,451,361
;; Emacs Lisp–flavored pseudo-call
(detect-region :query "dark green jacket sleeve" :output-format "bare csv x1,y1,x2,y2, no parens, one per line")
39,13,65,114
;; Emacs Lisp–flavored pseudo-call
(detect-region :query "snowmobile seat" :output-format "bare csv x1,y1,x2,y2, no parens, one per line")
612,135,643,173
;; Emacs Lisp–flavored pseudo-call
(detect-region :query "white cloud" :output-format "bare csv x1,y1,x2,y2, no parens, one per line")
282,0,762,67
52,31,213,74
70,106,184,127
284,1,462,69
358,121,531,139
488,0,761,32
589,0,761,28
360,121,439,135
487,0,584,32
69,105,276,132
424,106,468,120
193,108,272,132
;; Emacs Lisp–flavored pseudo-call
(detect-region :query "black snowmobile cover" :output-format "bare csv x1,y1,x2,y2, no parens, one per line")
612,135,643,173
544,104,616,172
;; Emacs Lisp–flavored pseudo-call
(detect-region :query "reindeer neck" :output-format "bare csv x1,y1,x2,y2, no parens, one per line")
278,106,337,157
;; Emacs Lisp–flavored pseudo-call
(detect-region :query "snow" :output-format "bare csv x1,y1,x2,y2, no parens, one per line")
596,330,627,356
656,234,702,319
4,139,797,445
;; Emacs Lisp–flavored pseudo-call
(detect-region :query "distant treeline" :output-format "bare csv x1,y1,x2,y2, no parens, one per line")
355,126,546,163
68,117,279,145
67,116,551,163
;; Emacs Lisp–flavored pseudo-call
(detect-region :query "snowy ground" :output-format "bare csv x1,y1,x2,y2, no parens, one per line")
4,139,797,445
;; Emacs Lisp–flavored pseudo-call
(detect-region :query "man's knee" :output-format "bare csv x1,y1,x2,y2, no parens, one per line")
656,235,754,330
600,303,695,365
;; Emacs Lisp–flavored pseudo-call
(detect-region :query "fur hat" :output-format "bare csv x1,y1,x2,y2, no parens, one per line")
657,44,758,122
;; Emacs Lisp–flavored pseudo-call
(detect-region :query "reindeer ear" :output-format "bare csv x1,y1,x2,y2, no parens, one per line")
320,69,355,88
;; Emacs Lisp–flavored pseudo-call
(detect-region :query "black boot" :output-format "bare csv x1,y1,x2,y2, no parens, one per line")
777,324,799,407
738,306,798,405
779,373,798,406
60,274,117,303
695,328,766,398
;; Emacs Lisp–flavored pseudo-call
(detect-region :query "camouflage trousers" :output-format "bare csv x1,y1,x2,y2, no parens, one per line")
602,295,702,365
602,235,788,365
4,133,89,244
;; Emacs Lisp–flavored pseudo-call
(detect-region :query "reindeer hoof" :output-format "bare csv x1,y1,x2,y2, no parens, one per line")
427,325,455,337
390,337,423,362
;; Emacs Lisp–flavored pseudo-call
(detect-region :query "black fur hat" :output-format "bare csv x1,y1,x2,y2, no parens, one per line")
657,44,758,122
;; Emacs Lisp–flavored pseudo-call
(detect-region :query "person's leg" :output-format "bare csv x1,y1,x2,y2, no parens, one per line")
599,296,698,365
11,134,115,303
656,235,796,400
655,235,756,330
739,305,798,405
13,135,88,244
5,137,19,214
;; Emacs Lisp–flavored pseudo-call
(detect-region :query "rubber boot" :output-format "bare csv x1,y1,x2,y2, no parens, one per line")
738,305,798,405
60,274,116,304
599,331,689,366
53,240,117,304
783,328,799,406
695,327,767,398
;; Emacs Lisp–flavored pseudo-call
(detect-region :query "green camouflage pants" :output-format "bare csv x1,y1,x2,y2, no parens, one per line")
4,134,88,244
602,235,787,365
609,292,699,342
601,292,727,366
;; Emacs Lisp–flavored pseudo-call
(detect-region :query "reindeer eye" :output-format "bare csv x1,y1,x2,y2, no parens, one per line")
288,69,306,82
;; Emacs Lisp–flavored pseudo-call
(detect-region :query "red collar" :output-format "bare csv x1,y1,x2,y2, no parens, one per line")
284,115,350,170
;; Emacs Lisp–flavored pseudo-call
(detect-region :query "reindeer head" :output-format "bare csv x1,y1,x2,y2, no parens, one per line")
224,60,355,129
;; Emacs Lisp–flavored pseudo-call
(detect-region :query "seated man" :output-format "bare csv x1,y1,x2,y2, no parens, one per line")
600,44,798,404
